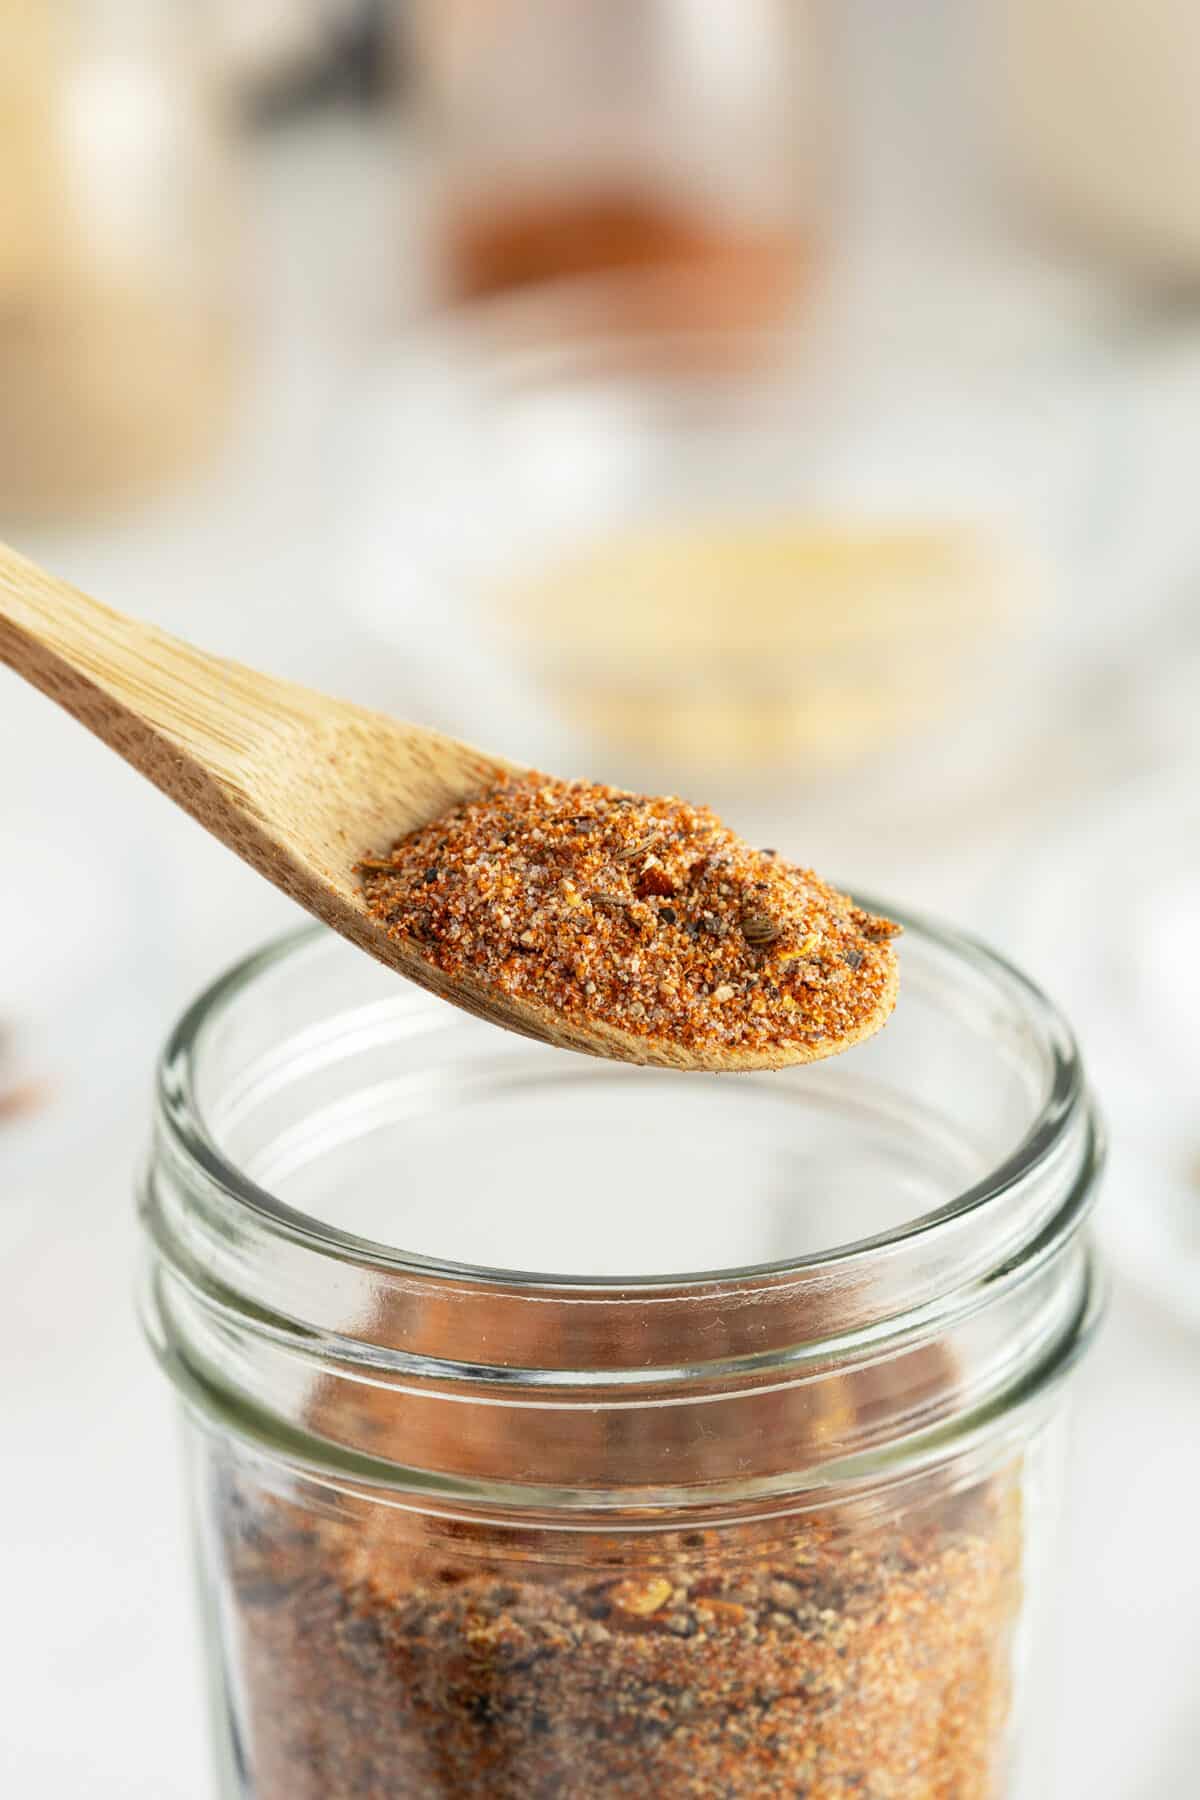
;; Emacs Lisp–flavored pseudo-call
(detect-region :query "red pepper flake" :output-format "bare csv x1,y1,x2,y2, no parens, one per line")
634,863,676,901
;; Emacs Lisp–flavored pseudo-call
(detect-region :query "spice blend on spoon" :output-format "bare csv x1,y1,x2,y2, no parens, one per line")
359,773,899,1063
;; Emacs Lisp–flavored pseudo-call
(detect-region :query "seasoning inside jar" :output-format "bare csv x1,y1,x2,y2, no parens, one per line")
358,772,900,1065
223,1454,1022,1800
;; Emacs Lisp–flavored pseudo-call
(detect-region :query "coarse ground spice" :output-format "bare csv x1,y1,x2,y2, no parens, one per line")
218,1461,1022,1799
359,774,900,1063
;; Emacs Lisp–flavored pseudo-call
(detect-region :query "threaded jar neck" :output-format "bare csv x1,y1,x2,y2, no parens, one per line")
141,914,1103,1511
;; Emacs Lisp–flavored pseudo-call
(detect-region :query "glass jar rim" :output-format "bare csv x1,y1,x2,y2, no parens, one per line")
144,910,1103,1503
157,903,1091,1296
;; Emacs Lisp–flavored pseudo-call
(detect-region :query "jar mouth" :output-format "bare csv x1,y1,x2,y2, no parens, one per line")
157,907,1079,1288
145,911,1102,1498
157,904,1087,1294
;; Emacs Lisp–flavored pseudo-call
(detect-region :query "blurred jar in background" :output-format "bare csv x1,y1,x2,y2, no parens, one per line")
0,0,241,521
996,0,1200,282
407,0,825,336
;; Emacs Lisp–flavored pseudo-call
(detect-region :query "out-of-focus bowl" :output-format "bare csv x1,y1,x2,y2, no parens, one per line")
335,296,1106,813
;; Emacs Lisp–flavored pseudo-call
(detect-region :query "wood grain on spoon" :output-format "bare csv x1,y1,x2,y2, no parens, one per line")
0,542,896,1070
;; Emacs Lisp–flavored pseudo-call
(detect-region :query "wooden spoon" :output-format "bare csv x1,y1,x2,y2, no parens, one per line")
0,542,895,1070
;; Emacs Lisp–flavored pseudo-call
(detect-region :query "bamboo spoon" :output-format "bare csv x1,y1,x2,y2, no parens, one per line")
0,543,896,1070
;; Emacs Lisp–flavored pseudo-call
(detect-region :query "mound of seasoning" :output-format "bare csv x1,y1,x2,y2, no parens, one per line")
359,774,899,1063
219,1464,1022,1799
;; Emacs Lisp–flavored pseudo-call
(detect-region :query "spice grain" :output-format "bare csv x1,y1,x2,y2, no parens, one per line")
359,774,899,1061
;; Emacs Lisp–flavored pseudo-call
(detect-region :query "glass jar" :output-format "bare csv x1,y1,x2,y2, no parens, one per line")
0,0,240,520
141,910,1102,1798
406,0,825,334
994,0,1200,281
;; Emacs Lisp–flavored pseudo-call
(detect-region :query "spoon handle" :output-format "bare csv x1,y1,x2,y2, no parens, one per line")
0,540,312,791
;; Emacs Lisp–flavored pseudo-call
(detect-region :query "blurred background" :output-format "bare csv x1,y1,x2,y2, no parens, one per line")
2,3,1198,1794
